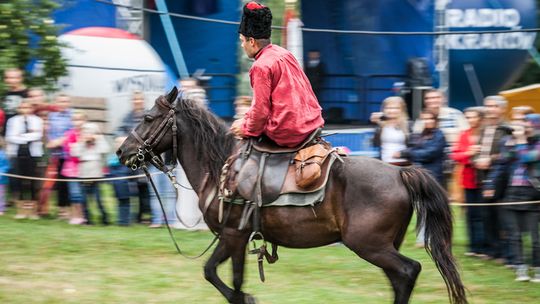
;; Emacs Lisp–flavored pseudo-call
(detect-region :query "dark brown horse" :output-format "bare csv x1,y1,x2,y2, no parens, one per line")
117,88,467,304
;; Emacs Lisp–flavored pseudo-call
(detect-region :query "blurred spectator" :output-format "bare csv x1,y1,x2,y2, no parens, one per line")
27,87,58,120
1,68,28,135
116,91,150,224
475,95,513,262
148,151,178,229
399,109,446,184
413,89,468,203
179,77,207,108
6,100,44,220
413,89,468,144
484,114,540,282
305,50,325,101
108,137,132,226
71,122,110,225
62,110,86,225
510,106,535,123
46,93,73,219
398,109,446,247
234,96,252,119
451,107,488,258
372,96,411,166
26,88,54,216
0,137,9,216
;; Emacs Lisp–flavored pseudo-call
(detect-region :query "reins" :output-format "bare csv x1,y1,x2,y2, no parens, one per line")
130,96,220,259
142,164,218,259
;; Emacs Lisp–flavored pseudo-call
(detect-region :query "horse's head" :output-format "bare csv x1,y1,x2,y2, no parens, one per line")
116,87,179,170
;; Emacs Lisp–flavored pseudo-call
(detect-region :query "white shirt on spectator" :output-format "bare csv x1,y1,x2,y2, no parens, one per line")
380,126,408,163
5,114,44,158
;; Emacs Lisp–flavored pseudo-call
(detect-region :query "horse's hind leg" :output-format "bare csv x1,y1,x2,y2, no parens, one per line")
204,229,253,304
344,241,421,304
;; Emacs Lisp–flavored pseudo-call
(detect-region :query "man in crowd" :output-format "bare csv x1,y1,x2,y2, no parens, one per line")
476,95,513,262
179,77,207,108
413,89,468,145
305,50,325,102
413,89,469,202
46,93,74,219
116,91,150,224
1,68,28,135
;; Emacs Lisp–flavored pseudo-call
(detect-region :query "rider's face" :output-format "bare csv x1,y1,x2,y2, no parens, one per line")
240,34,257,58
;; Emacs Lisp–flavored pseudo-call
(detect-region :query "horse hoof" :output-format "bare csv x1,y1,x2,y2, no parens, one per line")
244,294,257,304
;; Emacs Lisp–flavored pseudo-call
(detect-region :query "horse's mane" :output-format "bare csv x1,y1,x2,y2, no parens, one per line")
176,98,236,184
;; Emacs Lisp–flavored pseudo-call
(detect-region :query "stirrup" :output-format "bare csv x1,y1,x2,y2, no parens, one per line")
249,231,264,243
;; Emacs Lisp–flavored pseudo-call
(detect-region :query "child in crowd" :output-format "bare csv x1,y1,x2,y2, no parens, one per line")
70,122,110,225
6,100,44,219
0,137,9,215
61,110,86,225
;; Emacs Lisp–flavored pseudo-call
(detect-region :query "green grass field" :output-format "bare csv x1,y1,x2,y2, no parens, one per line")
1,198,539,303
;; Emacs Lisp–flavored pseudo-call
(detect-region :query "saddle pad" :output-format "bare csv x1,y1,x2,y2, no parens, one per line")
229,187,325,207
266,186,325,207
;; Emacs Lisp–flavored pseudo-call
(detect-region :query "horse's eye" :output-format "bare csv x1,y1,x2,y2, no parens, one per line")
144,115,154,122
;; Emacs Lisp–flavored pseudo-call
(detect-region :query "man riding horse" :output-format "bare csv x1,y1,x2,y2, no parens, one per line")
230,1,324,147
115,3,468,303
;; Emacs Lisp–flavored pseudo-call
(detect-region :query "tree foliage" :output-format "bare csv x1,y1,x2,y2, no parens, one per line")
0,0,67,94
510,0,540,88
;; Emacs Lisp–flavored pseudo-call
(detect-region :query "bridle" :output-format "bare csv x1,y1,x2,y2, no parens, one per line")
130,96,179,184
128,95,219,258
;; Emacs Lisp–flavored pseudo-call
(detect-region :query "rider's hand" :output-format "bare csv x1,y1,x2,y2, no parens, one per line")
230,119,245,138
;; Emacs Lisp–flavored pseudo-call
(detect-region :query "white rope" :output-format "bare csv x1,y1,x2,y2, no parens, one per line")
450,200,540,207
0,172,161,182
94,0,540,36
2,172,538,206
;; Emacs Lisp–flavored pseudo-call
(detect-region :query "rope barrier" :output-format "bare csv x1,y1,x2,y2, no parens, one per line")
450,200,540,207
94,0,540,36
2,171,539,206
0,172,157,182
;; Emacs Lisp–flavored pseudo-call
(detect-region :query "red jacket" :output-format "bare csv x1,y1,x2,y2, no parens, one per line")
242,44,324,147
451,129,478,189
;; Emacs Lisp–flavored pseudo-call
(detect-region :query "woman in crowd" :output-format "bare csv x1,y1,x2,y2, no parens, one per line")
451,107,488,258
396,109,446,247
372,96,411,166
485,113,540,282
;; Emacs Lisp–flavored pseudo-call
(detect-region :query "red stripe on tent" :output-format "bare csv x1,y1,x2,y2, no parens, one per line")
66,27,141,40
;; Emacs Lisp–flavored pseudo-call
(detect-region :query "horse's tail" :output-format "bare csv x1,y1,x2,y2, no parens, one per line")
400,167,467,304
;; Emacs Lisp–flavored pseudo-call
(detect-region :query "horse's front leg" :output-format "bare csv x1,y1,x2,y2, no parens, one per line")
204,228,253,304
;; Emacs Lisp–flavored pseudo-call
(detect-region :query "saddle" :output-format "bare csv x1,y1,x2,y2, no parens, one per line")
217,129,342,275
223,129,339,208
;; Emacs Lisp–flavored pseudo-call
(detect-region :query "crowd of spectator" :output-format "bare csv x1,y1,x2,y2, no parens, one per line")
0,68,211,229
370,89,540,283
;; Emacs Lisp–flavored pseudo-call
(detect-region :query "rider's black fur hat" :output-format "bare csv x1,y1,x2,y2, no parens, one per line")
238,1,272,39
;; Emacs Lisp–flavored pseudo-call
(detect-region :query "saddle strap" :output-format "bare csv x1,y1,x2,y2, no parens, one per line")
256,153,268,207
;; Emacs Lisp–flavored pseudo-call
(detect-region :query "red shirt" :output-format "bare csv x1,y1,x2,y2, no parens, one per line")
242,44,324,147
451,129,478,189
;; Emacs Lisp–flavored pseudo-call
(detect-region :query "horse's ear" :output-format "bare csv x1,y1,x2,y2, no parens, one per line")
166,86,179,103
